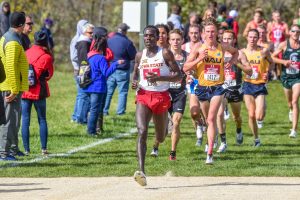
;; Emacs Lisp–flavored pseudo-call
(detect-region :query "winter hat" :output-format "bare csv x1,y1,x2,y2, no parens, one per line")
34,30,49,47
93,27,108,38
229,10,238,18
117,23,130,32
10,12,26,28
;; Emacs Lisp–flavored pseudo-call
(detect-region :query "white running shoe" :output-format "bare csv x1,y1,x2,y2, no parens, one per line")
150,148,158,157
205,154,213,164
224,110,230,121
217,142,227,153
134,171,147,186
256,120,263,129
196,125,204,139
204,144,208,153
195,138,203,146
289,129,297,138
289,110,293,122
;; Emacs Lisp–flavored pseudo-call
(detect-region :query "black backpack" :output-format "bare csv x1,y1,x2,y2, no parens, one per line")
78,60,92,88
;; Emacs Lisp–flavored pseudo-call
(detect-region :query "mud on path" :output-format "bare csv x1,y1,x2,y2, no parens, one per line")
0,177,299,200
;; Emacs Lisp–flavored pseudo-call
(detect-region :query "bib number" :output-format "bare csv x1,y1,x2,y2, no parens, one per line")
143,68,160,86
286,62,300,75
204,65,220,81
246,65,259,80
224,69,236,87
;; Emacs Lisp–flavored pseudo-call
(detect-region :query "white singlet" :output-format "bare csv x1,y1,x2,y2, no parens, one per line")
138,47,170,92
184,42,191,53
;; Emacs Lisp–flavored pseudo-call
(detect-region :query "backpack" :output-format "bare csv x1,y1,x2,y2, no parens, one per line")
78,60,92,88
28,64,37,87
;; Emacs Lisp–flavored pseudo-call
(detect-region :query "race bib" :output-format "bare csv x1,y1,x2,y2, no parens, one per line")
246,65,259,80
274,29,283,40
286,62,300,75
170,81,182,89
143,68,160,86
224,69,236,87
204,64,220,81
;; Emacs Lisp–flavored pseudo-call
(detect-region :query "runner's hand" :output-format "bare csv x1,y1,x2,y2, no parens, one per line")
5,93,17,103
197,48,208,61
132,80,138,90
262,73,268,81
146,72,159,83
118,60,125,64
284,60,292,67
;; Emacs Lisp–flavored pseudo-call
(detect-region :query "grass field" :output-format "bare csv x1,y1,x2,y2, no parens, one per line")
0,70,299,177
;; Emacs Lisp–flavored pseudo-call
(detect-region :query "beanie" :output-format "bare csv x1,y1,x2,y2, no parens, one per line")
10,12,26,28
34,30,49,47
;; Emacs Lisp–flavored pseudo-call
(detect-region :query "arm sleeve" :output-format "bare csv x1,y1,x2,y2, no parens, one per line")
99,57,117,77
36,54,54,81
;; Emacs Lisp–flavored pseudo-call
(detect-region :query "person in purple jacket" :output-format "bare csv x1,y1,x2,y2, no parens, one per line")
84,27,123,136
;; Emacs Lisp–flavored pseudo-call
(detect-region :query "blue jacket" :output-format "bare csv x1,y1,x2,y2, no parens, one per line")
108,32,136,70
83,54,117,93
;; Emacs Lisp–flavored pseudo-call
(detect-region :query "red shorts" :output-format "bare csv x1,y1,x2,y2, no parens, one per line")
136,89,171,114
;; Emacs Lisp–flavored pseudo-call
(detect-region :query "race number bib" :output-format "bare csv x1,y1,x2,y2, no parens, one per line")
246,65,259,80
224,69,236,87
286,62,300,75
143,68,160,86
170,81,182,89
274,29,283,40
204,64,220,81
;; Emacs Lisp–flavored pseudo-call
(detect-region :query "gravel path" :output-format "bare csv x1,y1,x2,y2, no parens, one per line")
0,177,299,200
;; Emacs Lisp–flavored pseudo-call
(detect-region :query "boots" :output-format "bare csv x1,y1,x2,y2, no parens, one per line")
96,113,104,133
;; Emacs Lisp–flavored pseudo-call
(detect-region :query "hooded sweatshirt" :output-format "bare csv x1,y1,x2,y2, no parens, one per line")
70,19,88,70
75,34,91,67
0,1,10,37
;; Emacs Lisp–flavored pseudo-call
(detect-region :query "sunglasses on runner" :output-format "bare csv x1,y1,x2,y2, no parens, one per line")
290,30,300,33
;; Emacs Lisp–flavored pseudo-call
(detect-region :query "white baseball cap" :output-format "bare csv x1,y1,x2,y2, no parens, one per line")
229,10,238,18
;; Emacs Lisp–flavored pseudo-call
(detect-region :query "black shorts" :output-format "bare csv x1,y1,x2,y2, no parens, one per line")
195,84,227,102
225,86,243,103
242,82,268,98
169,90,187,114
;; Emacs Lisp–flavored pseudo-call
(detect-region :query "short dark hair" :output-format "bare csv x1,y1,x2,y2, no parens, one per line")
171,4,181,15
143,25,159,37
155,24,170,35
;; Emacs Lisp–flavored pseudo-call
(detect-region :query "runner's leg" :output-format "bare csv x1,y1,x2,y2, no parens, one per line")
244,95,258,139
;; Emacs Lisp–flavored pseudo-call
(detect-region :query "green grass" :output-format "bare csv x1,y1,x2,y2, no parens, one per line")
0,70,299,177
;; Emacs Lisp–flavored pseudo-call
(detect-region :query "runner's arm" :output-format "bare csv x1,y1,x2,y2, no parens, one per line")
222,44,239,67
237,50,252,76
271,41,290,67
159,48,181,82
183,43,203,72
242,22,250,38
131,52,142,89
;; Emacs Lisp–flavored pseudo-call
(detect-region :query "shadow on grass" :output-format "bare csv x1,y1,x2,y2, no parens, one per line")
0,183,42,186
145,182,300,190
0,187,50,193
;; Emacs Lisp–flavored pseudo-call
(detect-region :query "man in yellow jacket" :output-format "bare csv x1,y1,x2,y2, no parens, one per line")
0,12,28,161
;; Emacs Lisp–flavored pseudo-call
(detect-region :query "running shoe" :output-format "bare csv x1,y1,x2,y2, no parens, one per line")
204,144,208,153
134,171,147,186
289,129,297,138
236,132,243,145
217,142,227,153
169,151,176,161
256,121,263,129
205,154,213,164
195,138,203,146
42,149,49,157
196,125,204,139
24,151,30,156
289,110,293,122
150,147,158,157
224,110,230,121
0,155,17,161
254,138,261,147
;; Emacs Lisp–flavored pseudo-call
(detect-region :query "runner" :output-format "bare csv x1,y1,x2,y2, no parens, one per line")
272,24,300,138
183,17,239,164
216,30,252,153
243,9,267,38
241,29,273,146
132,25,180,186
267,10,289,80
167,29,188,160
181,24,206,146
293,8,300,25
156,24,170,48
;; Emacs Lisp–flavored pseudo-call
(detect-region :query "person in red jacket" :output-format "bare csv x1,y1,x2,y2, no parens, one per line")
21,30,54,156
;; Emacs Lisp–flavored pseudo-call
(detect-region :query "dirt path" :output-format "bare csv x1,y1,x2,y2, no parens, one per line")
0,177,299,200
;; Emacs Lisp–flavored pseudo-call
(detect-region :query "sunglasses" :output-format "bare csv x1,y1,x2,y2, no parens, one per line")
86,32,93,35
26,22,34,26
291,30,300,33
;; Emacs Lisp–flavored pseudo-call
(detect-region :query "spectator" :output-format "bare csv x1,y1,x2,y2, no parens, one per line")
74,22,94,124
167,4,183,30
202,8,216,21
226,10,239,38
0,56,5,125
20,15,34,50
0,12,28,161
103,23,136,116
0,1,10,37
21,30,54,156
41,18,54,51
84,27,122,136
217,4,228,28
183,12,202,43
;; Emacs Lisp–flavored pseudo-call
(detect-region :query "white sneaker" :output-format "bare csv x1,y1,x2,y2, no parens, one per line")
289,110,293,122
195,138,203,146
289,129,297,138
196,125,204,139
205,154,213,164
217,142,227,153
134,171,147,186
204,144,208,153
256,120,263,129
150,148,158,157
224,110,230,121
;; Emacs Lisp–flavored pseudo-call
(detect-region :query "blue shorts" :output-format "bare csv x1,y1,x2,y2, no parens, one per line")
242,82,268,98
195,84,226,102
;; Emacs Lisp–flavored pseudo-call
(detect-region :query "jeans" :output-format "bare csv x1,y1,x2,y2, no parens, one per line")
87,93,105,134
103,69,130,115
21,99,48,152
72,76,90,123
